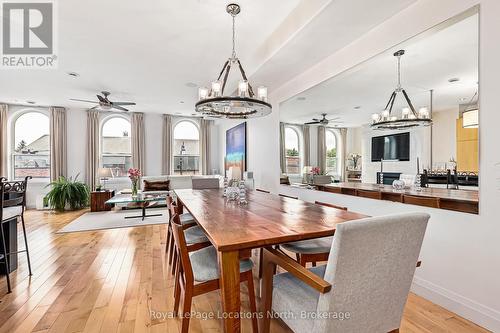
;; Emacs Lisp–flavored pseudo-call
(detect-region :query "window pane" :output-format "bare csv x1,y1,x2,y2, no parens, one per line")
326,130,337,174
101,117,131,177
173,121,200,175
285,127,300,174
13,112,50,179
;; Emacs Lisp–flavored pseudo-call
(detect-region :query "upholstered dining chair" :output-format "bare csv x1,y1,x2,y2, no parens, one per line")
170,213,258,333
260,212,429,333
0,177,32,293
191,177,220,189
281,201,347,267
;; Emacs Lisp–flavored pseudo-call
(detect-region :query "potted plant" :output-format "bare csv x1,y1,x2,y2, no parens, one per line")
45,175,90,212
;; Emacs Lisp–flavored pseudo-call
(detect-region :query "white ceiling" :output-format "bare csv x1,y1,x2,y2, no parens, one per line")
280,13,479,127
0,0,421,116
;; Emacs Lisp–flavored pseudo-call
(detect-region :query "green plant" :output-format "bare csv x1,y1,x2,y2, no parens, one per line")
286,148,299,157
45,175,90,212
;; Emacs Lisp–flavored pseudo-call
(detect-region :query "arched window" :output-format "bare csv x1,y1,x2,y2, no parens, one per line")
284,127,301,174
101,117,132,177
325,129,338,175
12,112,50,179
173,120,200,175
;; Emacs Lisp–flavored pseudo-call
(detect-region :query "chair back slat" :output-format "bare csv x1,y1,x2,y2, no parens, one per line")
314,213,429,333
315,201,347,211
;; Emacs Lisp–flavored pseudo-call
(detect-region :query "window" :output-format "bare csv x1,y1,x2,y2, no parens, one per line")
12,112,50,179
101,117,132,177
325,129,338,175
173,120,200,175
284,127,300,174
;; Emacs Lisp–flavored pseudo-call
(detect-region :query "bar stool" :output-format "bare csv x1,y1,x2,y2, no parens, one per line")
0,177,32,293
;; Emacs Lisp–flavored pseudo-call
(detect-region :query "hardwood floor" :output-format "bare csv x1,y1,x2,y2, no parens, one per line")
0,210,489,333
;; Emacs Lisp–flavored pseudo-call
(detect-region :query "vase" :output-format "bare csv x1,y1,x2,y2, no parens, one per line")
131,179,138,197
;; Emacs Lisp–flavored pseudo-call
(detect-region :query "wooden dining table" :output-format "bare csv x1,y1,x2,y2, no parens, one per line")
174,189,368,333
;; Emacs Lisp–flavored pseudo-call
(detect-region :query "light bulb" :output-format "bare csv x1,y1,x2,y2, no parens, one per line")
238,80,248,97
211,81,222,97
419,107,429,119
402,108,410,119
382,110,390,120
257,86,268,101
371,113,380,123
198,87,208,100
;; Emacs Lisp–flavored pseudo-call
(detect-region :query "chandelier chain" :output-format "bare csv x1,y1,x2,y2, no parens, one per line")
397,54,402,90
232,15,237,60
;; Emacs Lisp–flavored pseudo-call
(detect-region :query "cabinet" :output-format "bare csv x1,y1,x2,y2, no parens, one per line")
90,190,115,212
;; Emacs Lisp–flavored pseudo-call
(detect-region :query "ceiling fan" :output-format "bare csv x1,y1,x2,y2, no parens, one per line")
70,91,136,112
304,113,342,125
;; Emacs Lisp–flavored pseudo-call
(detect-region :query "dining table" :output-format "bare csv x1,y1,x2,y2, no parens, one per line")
174,188,368,333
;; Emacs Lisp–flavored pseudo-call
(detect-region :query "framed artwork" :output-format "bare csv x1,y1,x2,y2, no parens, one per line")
225,122,246,179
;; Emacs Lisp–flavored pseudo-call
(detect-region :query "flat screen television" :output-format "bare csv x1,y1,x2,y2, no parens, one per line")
371,132,410,162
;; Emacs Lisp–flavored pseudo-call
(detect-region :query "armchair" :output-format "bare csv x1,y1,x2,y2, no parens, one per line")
260,213,429,333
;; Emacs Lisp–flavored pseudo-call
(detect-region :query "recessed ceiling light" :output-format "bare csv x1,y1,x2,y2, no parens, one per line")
297,97,306,101
67,71,80,78
26,100,36,104
448,77,460,83
354,106,361,110
185,82,197,88
180,101,185,104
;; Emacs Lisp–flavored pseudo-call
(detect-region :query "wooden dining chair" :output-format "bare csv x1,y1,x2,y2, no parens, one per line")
279,194,298,199
256,188,270,193
281,202,348,268
0,177,32,293
260,213,430,333
170,213,258,333
356,189,383,200
403,195,440,208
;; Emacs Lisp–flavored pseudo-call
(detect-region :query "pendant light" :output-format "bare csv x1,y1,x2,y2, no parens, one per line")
195,3,272,119
371,50,433,130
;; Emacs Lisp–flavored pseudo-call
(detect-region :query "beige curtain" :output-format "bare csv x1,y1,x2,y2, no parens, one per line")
302,125,311,167
317,126,326,173
339,128,348,182
279,122,286,173
200,119,213,175
49,107,67,181
86,110,100,190
131,113,145,172
162,114,173,175
0,104,7,177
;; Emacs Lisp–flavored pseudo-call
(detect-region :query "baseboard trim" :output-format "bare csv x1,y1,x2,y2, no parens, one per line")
411,276,500,332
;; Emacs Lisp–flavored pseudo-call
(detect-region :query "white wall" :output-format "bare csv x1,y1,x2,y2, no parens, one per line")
234,0,500,330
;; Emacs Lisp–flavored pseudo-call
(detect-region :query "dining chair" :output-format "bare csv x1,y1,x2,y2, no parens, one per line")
256,188,270,193
356,189,383,200
191,177,220,189
170,213,258,333
260,212,429,333
403,195,440,208
281,202,348,267
279,194,298,199
165,196,205,274
0,177,32,293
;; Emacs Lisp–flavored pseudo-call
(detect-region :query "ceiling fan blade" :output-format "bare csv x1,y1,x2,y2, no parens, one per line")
112,101,136,106
327,117,340,121
112,105,129,112
70,98,98,104
97,94,106,103
304,121,320,125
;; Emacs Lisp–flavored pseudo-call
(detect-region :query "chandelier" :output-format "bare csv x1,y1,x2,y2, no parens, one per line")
371,50,432,130
195,3,272,119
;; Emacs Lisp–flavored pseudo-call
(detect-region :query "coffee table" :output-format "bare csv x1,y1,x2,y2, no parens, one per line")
105,193,169,221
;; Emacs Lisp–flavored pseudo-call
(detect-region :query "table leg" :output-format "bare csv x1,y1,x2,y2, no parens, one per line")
218,250,241,333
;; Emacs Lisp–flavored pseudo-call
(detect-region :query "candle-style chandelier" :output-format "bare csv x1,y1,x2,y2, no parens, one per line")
371,50,432,130
195,3,272,119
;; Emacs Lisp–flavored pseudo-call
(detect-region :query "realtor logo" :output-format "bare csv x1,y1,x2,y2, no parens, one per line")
1,1,57,68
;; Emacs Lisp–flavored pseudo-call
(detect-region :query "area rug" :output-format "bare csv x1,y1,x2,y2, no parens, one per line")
57,208,168,233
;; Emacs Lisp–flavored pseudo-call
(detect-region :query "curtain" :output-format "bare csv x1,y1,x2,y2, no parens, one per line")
0,104,7,177
49,107,67,181
339,128,348,182
200,119,213,175
317,126,326,173
86,110,100,190
279,122,286,174
302,125,311,167
131,113,145,172
162,114,173,175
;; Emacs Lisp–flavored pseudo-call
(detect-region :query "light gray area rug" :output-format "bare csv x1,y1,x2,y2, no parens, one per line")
57,208,168,233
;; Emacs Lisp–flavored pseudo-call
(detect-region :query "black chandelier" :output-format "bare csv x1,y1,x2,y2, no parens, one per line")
195,3,272,119
371,50,432,130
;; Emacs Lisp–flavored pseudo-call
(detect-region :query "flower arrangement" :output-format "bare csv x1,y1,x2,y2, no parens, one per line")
128,168,141,197
311,167,321,175
348,153,362,170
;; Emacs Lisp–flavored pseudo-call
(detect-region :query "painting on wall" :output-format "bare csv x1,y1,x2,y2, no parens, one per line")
225,122,246,179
